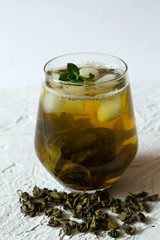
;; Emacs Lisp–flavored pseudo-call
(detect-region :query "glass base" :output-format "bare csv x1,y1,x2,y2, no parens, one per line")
62,183,112,193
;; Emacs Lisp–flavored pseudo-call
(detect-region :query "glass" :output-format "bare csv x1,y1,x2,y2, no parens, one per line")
34,53,138,190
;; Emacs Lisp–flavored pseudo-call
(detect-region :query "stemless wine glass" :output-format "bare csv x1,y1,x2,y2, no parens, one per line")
35,53,138,190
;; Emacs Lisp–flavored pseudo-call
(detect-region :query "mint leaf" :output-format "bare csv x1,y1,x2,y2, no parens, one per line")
71,77,84,84
67,63,79,77
59,72,70,81
84,73,95,81
59,63,92,85
88,73,95,80
76,76,84,84
68,73,78,80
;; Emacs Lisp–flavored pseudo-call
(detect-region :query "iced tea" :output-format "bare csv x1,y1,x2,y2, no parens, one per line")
35,53,138,190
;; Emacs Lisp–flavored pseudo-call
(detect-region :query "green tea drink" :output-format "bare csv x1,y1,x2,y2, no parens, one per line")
35,59,138,190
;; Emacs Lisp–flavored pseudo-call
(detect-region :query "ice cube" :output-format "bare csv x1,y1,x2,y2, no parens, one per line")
42,92,65,114
65,99,84,114
96,95,122,122
80,67,99,78
97,74,115,82
96,74,117,87
64,85,87,96
48,72,62,88
51,73,60,80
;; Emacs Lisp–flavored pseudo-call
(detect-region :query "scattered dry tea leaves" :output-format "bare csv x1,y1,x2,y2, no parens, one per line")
17,186,158,238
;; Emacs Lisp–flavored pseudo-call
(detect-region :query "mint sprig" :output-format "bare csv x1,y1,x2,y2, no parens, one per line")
85,73,95,81
59,63,95,84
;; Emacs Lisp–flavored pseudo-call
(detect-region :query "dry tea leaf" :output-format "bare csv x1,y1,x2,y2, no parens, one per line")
17,187,158,238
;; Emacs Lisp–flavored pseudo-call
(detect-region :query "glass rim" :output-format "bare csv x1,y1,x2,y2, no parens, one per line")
43,52,128,86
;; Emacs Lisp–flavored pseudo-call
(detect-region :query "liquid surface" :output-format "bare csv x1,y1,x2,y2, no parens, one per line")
35,66,138,190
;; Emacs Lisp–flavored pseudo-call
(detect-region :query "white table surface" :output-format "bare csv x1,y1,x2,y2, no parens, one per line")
1,0,160,239
0,78,160,240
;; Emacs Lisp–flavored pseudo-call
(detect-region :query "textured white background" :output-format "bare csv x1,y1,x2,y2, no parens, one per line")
0,0,160,239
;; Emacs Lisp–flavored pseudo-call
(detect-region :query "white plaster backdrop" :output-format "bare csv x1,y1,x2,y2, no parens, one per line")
1,1,160,239
1,0,160,87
